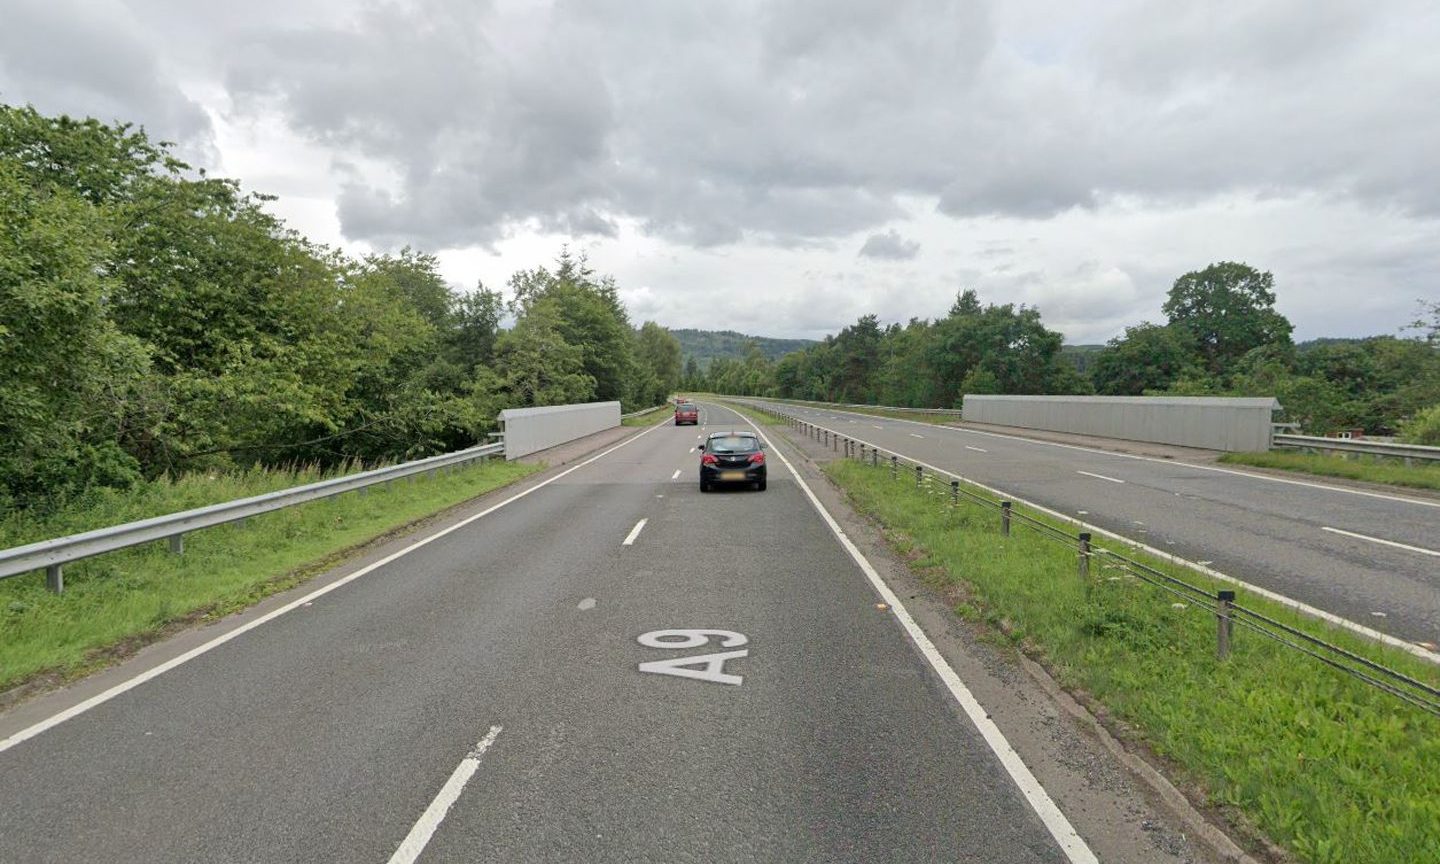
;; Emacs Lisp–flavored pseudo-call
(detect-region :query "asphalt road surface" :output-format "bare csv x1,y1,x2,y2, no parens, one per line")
0,403,1119,863
743,399,1440,652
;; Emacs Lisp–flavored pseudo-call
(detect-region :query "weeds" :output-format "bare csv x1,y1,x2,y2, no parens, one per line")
1220,450,1440,492
0,458,539,692
826,458,1440,863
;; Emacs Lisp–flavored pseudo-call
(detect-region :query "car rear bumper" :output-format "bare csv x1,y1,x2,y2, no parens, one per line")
700,464,766,484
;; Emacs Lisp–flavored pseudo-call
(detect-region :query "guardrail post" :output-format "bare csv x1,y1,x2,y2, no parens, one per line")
1216,590,1235,660
950,480,959,504
891,454,898,479
832,433,838,452
872,448,878,468
859,443,866,463
169,534,184,555
46,564,63,594
1077,532,1091,578
915,465,923,487
1001,502,1011,536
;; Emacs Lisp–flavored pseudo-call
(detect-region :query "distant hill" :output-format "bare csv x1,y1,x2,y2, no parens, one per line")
1296,337,1366,353
1060,343,1105,374
672,329,817,369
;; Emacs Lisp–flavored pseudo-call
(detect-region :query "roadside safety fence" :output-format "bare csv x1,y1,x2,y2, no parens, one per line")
755,397,964,419
1271,433,1440,466
746,400,1440,718
0,441,506,594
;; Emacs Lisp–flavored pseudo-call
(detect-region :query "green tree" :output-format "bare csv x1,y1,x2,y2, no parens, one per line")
1091,323,1200,395
833,314,883,402
634,321,682,406
494,300,595,406
450,283,505,372
508,248,634,404
681,356,702,390
1162,262,1293,378
0,159,147,505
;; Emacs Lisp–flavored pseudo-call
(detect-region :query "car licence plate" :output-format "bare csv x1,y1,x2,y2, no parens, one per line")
719,470,746,481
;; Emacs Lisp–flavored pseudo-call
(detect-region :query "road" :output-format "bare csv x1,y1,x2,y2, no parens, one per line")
743,399,1440,651
0,402,1183,863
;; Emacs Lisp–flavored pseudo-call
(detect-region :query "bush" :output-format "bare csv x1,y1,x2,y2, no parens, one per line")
1399,404,1440,445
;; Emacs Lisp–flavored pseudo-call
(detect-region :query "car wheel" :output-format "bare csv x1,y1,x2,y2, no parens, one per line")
756,479,767,491
700,481,710,493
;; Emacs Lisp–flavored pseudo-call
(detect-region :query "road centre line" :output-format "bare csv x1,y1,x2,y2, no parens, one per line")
910,433,925,438
0,419,670,756
386,725,503,864
872,425,883,429
775,402,1438,510
622,518,648,546
671,469,682,480
730,406,1099,863
1322,526,1440,558
747,407,1440,663
966,446,988,453
1076,470,1124,484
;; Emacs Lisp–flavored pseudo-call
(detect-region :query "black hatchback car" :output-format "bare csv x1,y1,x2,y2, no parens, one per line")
698,431,766,492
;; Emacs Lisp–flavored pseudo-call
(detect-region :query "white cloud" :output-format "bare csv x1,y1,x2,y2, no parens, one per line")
2,0,1436,345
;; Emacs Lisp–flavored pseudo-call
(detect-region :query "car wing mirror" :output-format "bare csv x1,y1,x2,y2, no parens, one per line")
697,443,705,451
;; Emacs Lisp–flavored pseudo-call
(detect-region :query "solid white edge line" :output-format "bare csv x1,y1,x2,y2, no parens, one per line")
725,405,1099,864
744,405,1440,663
1321,526,1440,558
766,400,1439,510
387,725,503,864
0,422,670,756
622,518,648,546
1076,470,1125,484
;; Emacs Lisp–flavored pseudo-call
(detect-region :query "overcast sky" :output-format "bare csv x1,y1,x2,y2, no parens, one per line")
3,0,1436,343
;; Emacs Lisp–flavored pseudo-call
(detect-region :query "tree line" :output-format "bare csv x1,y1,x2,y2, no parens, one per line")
691,262,1440,445
0,105,681,511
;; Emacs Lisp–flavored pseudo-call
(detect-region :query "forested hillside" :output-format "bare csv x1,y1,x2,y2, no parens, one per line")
0,105,682,511
671,329,815,369
693,263,1440,443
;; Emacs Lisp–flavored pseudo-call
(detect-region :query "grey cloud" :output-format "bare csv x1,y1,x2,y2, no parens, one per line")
0,0,212,161
207,0,1440,249
859,230,921,260
7,0,1439,346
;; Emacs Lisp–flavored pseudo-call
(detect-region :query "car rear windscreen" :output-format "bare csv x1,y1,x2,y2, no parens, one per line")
707,436,758,453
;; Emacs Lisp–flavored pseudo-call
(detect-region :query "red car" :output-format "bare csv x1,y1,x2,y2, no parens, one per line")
675,403,699,425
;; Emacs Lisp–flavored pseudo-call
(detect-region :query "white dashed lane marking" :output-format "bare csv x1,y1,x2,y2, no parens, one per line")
1321,526,1440,558
622,519,648,546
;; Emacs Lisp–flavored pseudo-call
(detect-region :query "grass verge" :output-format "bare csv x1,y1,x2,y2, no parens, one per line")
825,457,1440,864
1219,450,1440,492
622,405,673,426
765,398,959,425
0,458,540,694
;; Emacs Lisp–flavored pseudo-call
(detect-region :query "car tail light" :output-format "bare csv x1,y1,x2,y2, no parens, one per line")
701,453,718,465
748,452,765,464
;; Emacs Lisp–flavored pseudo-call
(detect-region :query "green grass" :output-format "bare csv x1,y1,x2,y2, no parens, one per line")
825,458,1440,864
0,458,540,693
761,397,959,425
622,405,674,426
1220,450,1440,492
